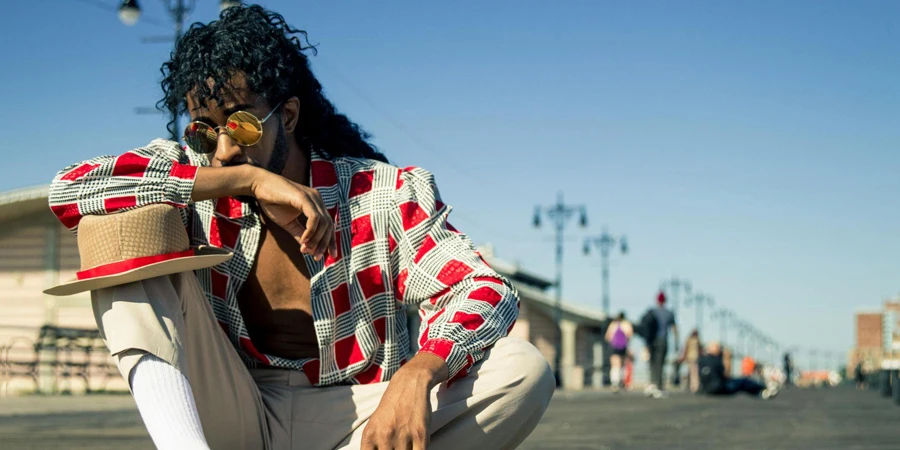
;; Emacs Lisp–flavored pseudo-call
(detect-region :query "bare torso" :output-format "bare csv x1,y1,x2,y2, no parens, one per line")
237,216,319,360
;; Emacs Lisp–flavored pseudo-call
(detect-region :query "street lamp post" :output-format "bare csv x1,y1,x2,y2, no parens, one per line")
747,325,759,360
764,337,775,366
659,277,692,326
685,293,714,338
712,308,732,347
534,192,587,387
583,228,628,316
736,321,749,359
116,0,242,140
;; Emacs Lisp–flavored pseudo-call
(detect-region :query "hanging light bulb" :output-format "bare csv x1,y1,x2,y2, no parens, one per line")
118,0,141,26
220,0,242,11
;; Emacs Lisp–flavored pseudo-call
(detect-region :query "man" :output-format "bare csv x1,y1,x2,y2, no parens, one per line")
644,291,677,398
698,342,776,399
48,6,553,449
854,361,867,390
783,352,792,387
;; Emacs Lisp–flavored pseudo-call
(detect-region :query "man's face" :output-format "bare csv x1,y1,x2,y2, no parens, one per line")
185,73,286,173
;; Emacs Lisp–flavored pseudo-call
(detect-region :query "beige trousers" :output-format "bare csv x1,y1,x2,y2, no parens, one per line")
91,273,554,450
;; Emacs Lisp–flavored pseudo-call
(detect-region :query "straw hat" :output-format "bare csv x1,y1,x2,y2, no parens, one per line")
44,204,232,296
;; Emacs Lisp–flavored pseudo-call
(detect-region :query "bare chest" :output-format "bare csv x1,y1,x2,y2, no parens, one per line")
237,221,319,359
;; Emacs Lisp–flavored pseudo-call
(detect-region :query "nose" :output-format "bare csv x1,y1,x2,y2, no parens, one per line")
213,130,246,166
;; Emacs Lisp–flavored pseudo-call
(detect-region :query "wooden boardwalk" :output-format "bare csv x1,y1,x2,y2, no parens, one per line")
0,386,894,449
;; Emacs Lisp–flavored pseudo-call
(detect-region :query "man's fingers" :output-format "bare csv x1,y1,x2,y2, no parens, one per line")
282,219,307,243
360,426,376,450
307,217,332,261
393,435,412,450
296,189,334,260
412,427,428,450
310,195,333,261
329,232,339,259
295,196,320,249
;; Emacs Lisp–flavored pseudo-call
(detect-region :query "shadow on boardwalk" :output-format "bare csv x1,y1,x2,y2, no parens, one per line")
0,386,893,449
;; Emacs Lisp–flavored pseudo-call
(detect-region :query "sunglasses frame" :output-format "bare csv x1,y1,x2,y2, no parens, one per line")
183,101,283,154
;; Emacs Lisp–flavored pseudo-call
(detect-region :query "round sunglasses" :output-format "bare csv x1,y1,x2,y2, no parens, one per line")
183,102,282,154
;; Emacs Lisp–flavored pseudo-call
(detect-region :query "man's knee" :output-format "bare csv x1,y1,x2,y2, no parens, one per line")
490,338,555,406
91,277,186,385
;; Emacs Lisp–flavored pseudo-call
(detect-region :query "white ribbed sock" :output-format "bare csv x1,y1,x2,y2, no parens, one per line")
610,367,621,386
129,354,210,450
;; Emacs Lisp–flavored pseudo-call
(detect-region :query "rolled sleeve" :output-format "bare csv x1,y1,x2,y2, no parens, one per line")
392,167,520,381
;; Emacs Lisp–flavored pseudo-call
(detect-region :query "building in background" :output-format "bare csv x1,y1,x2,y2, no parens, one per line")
0,185,606,393
851,299,900,376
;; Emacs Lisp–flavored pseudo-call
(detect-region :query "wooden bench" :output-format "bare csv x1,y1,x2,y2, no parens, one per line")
0,325,120,395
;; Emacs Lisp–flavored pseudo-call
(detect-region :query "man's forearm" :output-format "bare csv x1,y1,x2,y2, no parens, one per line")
191,165,261,202
398,352,450,389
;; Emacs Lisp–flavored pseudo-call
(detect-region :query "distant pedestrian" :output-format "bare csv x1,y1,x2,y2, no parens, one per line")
854,363,866,390
678,330,702,393
605,312,634,390
699,342,777,399
742,356,756,378
638,291,678,398
783,353,793,386
722,346,733,377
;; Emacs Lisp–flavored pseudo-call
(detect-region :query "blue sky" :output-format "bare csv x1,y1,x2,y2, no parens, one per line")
2,1,898,365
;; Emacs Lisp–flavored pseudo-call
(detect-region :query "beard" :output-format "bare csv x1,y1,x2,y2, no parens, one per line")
236,122,289,205
265,122,289,176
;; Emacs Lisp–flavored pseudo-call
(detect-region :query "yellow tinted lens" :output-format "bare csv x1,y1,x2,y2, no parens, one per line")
226,111,263,146
184,122,218,154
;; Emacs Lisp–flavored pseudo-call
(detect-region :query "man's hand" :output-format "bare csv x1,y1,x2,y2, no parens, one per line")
192,164,337,261
361,353,448,450
250,170,337,261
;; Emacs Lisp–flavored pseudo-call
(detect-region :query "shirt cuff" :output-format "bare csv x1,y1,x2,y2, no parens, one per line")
417,338,475,383
165,162,198,207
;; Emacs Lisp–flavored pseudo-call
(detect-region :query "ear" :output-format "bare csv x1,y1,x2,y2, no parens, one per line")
281,96,300,134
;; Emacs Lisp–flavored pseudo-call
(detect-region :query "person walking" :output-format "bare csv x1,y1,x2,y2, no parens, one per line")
783,352,793,387
854,362,867,389
605,312,633,390
679,330,702,393
642,291,678,398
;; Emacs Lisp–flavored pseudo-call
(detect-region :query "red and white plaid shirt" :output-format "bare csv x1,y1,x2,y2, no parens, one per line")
49,139,519,386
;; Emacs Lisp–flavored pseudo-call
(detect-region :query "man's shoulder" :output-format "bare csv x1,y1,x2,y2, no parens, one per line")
332,156,438,192
146,138,209,166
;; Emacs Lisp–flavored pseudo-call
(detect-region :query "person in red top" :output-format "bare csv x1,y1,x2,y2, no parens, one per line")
49,6,553,449
742,356,757,377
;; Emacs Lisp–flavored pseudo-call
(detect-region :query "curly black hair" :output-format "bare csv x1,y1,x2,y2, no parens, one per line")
158,5,387,162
